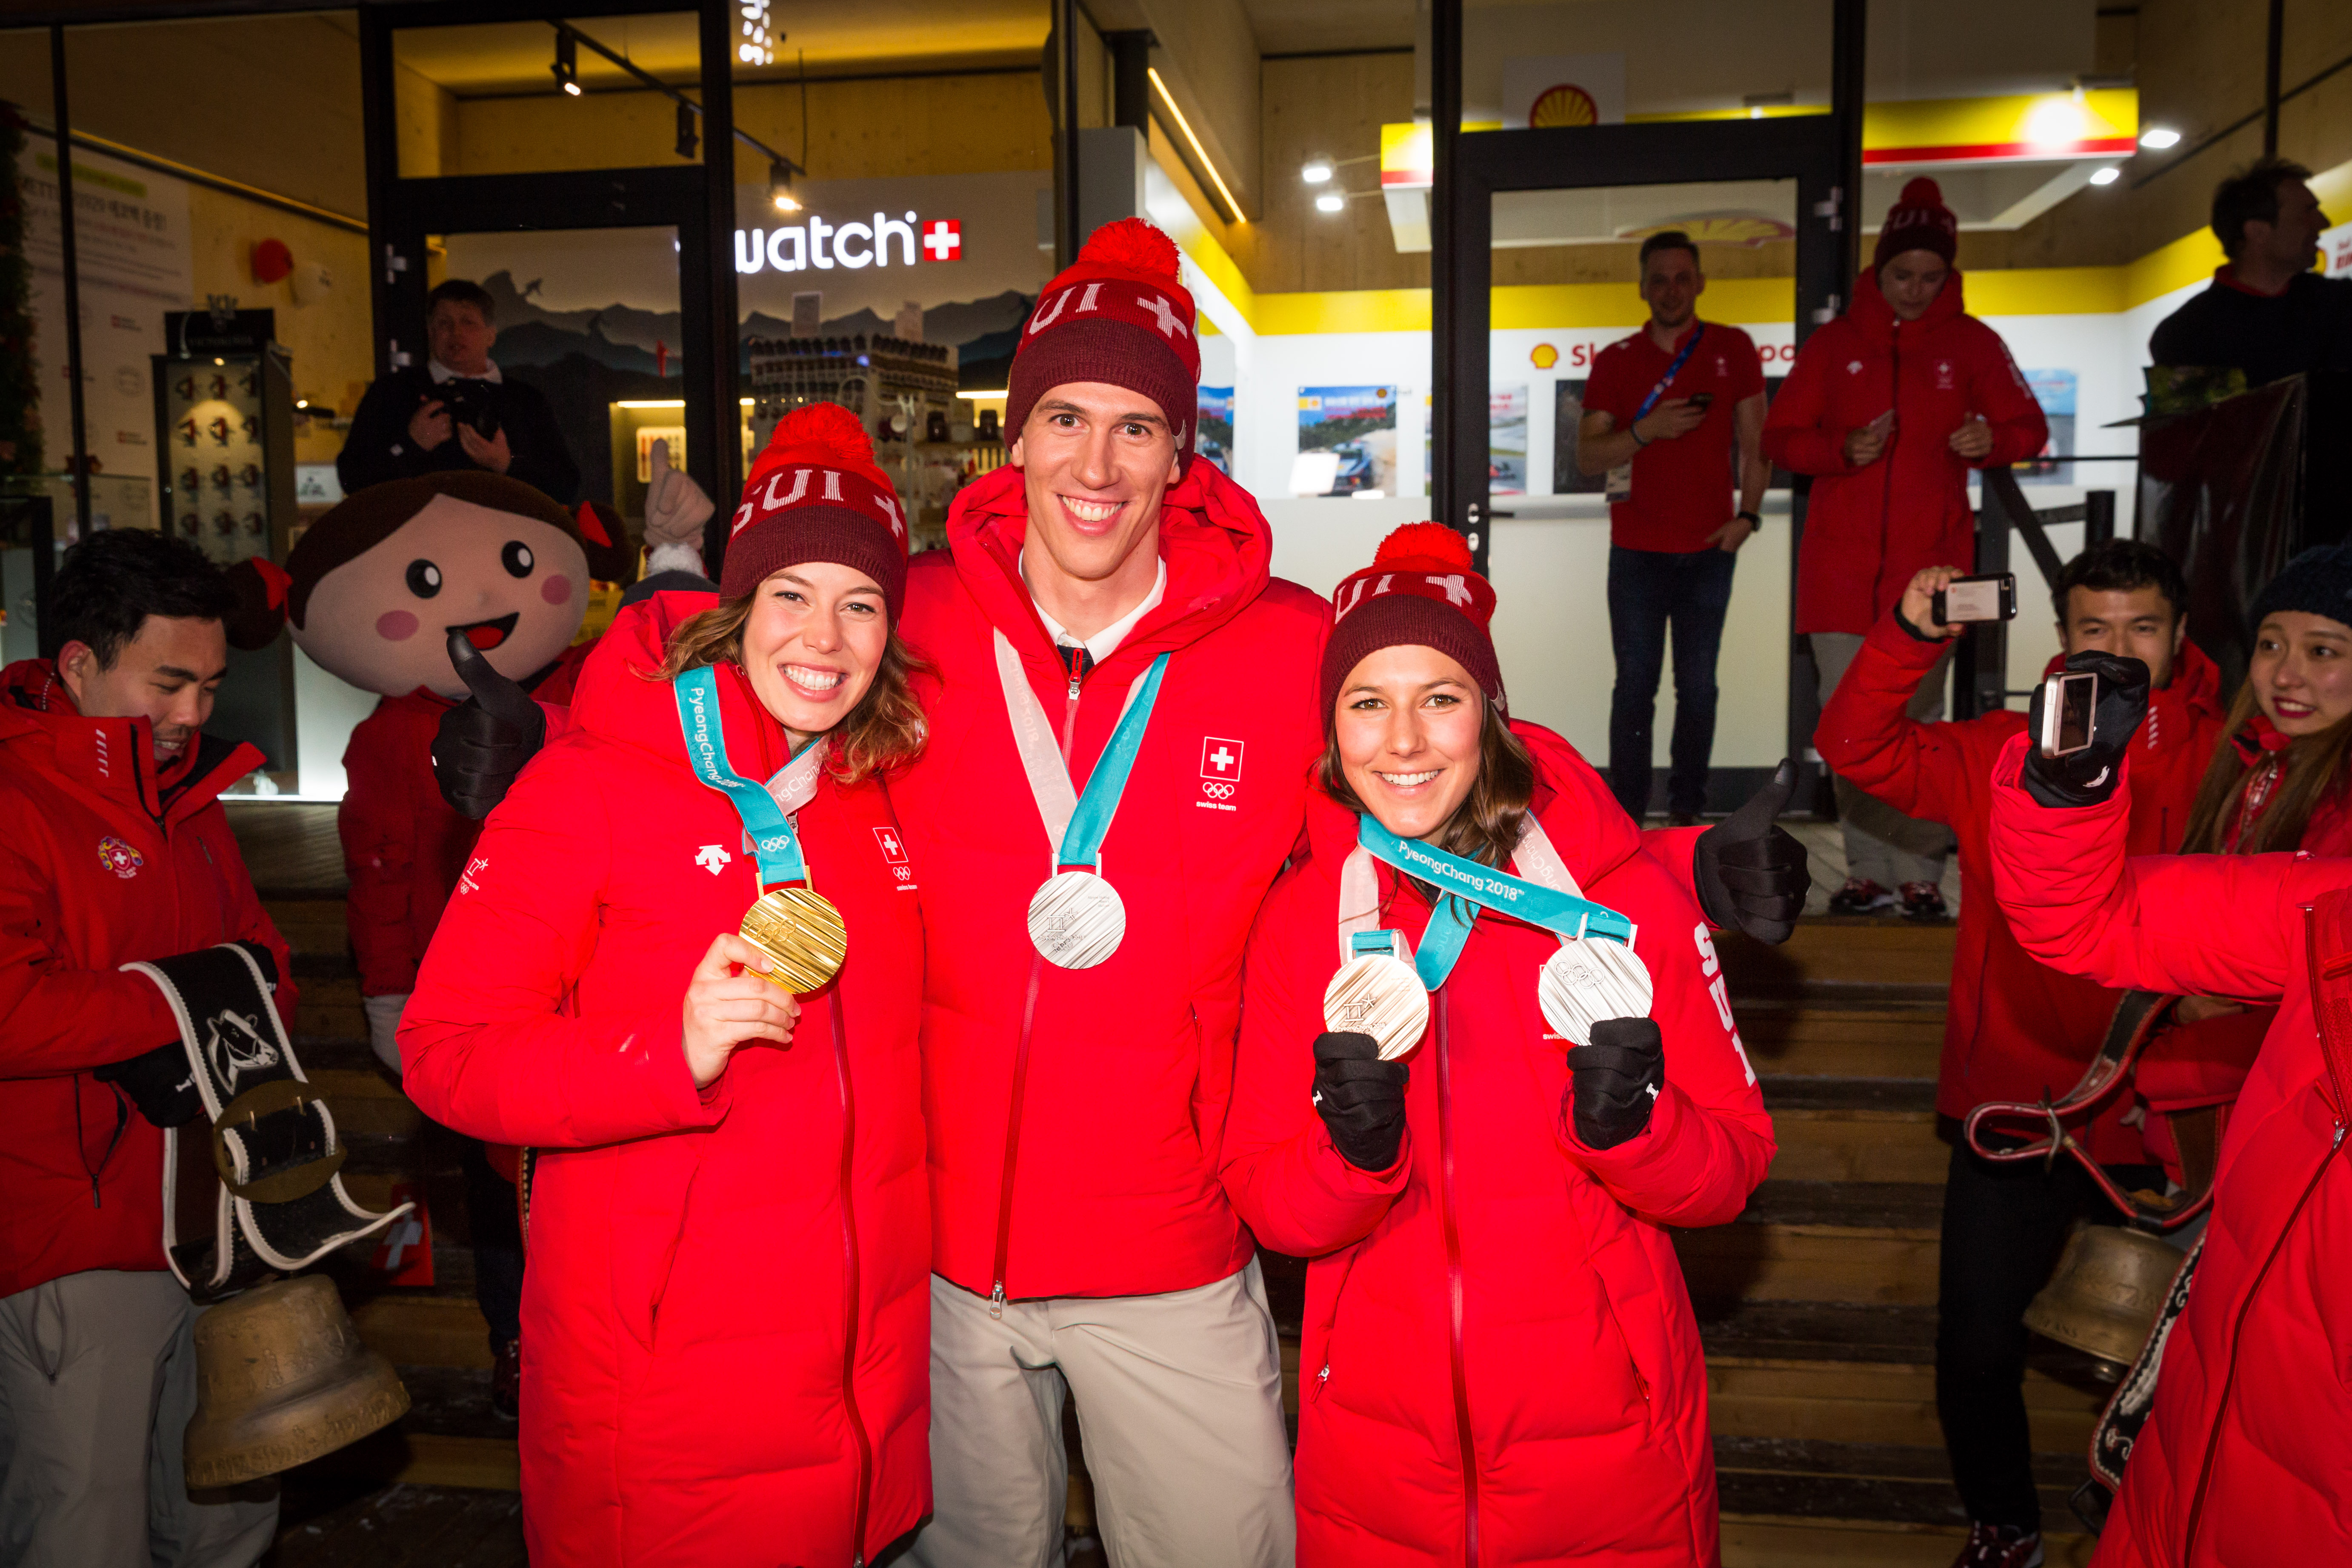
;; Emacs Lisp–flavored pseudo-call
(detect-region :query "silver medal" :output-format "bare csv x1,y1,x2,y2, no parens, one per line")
1538,937,1654,1047
1323,954,1430,1061
1028,871,1126,969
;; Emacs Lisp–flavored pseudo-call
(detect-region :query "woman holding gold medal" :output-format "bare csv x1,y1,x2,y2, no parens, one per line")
1222,524,1778,1565
400,406,932,1568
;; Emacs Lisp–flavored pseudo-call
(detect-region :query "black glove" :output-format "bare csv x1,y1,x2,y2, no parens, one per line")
1694,757,1811,945
1312,1030,1409,1172
1564,1018,1665,1151
93,1041,200,1127
2021,652,2149,809
435,628,548,820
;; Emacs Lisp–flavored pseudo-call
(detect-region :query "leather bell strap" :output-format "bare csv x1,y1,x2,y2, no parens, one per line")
673,665,826,889
1342,813,1638,991
992,629,1170,871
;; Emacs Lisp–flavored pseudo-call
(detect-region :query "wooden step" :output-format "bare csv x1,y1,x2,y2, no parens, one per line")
271,1479,525,1565
352,1293,496,1371
1766,1086,1946,1185
1707,1355,2103,1455
1715,1435,2086,1537
1723,1516,2094,1567
1739,1001,1946,1080
1722,919,1957,996
1678,1181,1943,1305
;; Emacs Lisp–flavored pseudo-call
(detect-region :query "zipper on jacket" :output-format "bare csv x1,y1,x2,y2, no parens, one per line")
1432,991,1482,1567
989,953,1048,1317
826,991,875,1565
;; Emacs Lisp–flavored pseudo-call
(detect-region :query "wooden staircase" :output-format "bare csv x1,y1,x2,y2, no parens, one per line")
236,809,2113,1565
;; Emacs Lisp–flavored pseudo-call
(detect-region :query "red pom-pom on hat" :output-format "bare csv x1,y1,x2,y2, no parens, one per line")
749,401,887,488
1074,217,1180,285
1898,176,1943,207
1874,176,1959,271
1372,521,1475,574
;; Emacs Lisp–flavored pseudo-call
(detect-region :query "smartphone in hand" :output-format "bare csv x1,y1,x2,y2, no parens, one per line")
2039,670,2099,757
1932,573,2016,625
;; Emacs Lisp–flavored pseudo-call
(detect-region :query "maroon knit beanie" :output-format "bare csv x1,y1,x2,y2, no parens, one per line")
1005,218,1202,465
1320,523,1504,721
1874,177,1959,272
723,403,909,618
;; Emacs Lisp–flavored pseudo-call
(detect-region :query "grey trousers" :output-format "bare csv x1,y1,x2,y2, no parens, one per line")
909,1261,1295,1568
0,1271,278,1568
1812,631,1955,890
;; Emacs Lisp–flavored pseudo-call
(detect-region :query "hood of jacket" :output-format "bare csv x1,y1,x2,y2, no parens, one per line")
0,658,260,825
943,456,1273,669
1849,264,1969,346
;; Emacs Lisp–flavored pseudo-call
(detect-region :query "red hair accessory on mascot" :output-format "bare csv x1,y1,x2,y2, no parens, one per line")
1320,522,1503,719
725,401,910,616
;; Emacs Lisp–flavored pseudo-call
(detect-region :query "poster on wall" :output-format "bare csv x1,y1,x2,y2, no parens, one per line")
1490,386,1527,496
1197,386,1233,474
1549,381,1607,495
22,143,192,529
1296,386,1397,497
2020,368,2076,486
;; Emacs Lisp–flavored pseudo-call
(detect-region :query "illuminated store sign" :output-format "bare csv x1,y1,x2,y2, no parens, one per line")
733,213,964,274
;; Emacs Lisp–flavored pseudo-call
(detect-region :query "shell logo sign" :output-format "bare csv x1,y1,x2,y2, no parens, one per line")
1529,85,1600,129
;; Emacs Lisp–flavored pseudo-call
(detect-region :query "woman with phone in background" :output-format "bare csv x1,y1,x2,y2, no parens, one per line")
1765,177,2049,921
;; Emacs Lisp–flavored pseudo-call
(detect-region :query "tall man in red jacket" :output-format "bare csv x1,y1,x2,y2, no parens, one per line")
0,529,294,1567
1814,538,2223,1568
1768,177,2048,921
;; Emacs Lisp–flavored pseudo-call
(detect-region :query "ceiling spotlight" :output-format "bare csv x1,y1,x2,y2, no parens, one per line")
675,100,698,159
1301,160,1334,185
770,160,801,213
1315,191,1346,214
552,30,581,96
2088,165,2121,186
2139,126,2181,149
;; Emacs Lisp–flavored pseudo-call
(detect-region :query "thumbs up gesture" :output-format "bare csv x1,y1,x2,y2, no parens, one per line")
434,628,549,820
643,438,714,549
1692,758,1812,945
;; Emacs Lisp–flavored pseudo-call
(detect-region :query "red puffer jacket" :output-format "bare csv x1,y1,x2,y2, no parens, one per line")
1988,734,2352,1567
1223,725,1776,1566
1765,270,2047,635
0,660,296,1299
891,459,1328,1302
340,649,589,997
398,596,928,1568
1815,613,2226,1148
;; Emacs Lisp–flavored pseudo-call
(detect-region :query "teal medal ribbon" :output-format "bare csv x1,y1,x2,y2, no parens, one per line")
1053,652,1171,869
672,665,809,888
1354,814,1636,991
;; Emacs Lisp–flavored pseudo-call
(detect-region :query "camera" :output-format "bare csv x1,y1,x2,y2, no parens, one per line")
1932,573,2016,625
2038,670,2099,758
437,379,501,440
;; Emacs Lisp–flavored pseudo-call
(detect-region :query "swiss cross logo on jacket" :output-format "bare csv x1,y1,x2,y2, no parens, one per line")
1198,737,1244,811
1935,359,1956,390
96,836,143,879
872,825,917,888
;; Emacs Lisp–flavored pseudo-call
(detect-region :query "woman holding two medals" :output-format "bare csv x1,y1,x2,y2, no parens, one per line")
400,406,930,1567
1223,525,1777,1565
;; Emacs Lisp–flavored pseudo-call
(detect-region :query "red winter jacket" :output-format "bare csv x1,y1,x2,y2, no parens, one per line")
1987,735,2352,1568
1814,614,2226,1146
398,597,929,1568
891,460,1329,1303
0,660,296,1300
340,649,588,997
1223,726,1775,1566
1765,270,2047,635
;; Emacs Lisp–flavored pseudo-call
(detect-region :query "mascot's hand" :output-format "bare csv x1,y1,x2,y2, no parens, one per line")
435,628,548,820
644,438,715,548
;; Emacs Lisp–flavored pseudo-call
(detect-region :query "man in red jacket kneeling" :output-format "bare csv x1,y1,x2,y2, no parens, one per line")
0,529,295,1567
1814,538,2223,1568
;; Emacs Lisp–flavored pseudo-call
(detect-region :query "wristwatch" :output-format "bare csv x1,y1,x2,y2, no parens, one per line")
1737,509,1761,532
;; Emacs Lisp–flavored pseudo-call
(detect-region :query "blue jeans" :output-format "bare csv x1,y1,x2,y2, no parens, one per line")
1606,543,1738,819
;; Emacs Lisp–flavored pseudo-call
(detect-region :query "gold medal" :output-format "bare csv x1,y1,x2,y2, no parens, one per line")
740,886,848,993
1323,953,1429,1061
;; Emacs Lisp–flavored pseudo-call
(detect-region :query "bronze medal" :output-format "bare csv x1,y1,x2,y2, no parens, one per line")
1323,952,1429,1061
1538,938,1653,1047
740,886,849,994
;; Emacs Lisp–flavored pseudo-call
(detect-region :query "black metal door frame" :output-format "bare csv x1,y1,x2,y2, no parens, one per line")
357,1,743,568
1427,0,1866,781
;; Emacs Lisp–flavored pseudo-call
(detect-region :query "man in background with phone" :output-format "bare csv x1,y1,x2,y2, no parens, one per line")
1578,230,1771,826
338,279,582,506
1814,539,2224,1568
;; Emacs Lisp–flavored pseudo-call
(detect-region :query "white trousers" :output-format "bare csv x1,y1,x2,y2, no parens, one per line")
0,1270,278,1568
909,1261,1295,1568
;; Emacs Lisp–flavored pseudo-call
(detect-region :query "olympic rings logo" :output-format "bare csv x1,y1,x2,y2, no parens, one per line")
1202,781,1235,800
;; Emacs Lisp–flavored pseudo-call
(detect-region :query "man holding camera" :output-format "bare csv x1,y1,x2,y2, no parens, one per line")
0,528,295,1566
1578,231,1771,827
338,279,580,506
1813,539,2223,1568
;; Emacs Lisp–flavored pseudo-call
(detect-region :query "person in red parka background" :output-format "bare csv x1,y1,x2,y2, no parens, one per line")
397,405,932,1568
1986,670,2352,1568
1815,539,2223,1568
1766,176,2048,921
0,528,293,1566
1222,525,1775,1566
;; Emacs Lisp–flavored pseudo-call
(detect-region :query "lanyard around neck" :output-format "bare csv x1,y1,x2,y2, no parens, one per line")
992,629,1170,871
1634,323,1706,423
1352,813,1636,990
673,665,822,889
